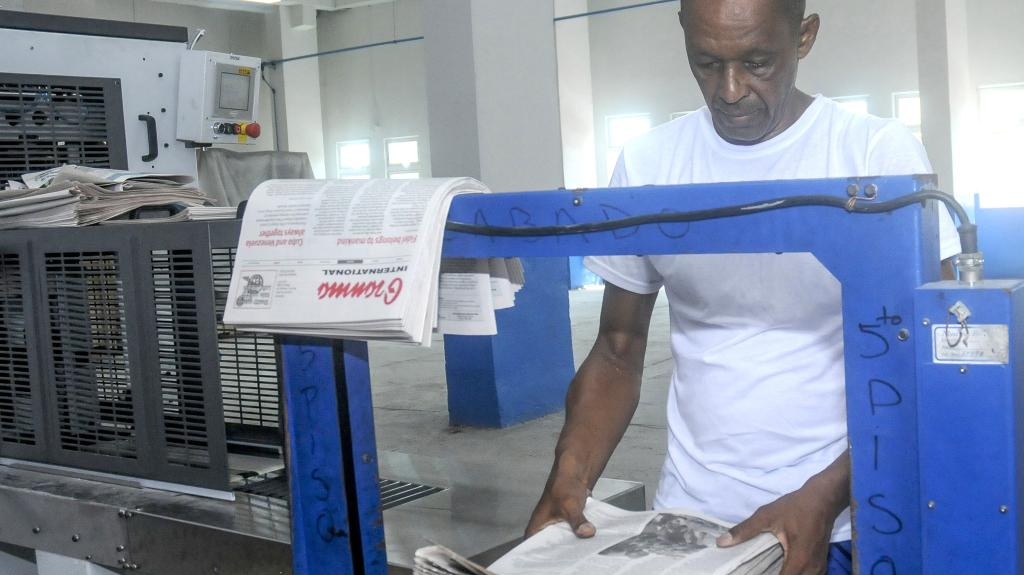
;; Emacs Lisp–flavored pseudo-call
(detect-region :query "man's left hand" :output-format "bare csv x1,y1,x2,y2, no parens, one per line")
716,452,850,575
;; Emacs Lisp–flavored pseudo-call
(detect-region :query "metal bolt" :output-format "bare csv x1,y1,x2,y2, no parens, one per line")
72,534,80,542
928,500,936,509
897,329,910,341
960,366,968,374
846,184,860,197
1001,505,1009,513
864,184,879,199
85,556,92,561
130,564,139,570
125,511,134,518
31,527,41,534
118,558,126,565
572,197,582,206
922,318,931,326
118,509,127,518
116,545,125,552
361,453,372,464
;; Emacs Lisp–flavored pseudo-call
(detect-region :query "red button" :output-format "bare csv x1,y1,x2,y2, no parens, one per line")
245,123,261,138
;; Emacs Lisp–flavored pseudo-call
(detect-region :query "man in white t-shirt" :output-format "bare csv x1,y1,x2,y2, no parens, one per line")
526,1,960,574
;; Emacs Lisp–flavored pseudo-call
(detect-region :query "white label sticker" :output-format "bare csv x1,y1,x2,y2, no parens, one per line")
933,324,1010,365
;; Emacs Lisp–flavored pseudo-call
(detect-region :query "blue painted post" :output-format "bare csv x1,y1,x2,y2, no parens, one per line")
444,257,576,428
280,337,386,575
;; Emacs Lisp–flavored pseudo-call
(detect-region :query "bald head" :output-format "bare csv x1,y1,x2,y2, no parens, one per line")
681,0,806,34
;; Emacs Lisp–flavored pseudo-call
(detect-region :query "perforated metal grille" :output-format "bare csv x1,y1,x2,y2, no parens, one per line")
0,77,119,180
235,471,445,511
46,251,136,458
212,248,280,431
152,249,211,469
0,253,34,446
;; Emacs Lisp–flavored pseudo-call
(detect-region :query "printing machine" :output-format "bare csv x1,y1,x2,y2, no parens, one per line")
1,9,1023,575
0,10,646,575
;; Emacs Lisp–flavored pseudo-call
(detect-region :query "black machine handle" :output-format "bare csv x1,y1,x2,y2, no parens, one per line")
138,114,158,162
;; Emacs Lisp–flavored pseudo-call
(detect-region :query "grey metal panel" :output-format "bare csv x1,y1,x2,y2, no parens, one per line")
0,484,129,567
4,28,197,177
0,73,128,180
0,10,188,44
0,222,252,490
126,512,292,575
135,223,231,490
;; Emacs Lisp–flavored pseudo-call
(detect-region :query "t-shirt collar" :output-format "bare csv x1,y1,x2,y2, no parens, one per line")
701,94,826,155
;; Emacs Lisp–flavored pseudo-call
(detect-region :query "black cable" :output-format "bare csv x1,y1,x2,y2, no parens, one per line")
446,190,977,254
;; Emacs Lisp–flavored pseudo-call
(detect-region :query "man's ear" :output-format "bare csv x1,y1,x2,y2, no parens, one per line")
797,13,820,59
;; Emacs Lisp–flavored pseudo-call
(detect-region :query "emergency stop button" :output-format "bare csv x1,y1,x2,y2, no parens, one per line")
245,123,261,138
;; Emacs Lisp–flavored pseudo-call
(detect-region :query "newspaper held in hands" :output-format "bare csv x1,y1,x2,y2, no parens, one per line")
222,178,522,345
414,499,782,575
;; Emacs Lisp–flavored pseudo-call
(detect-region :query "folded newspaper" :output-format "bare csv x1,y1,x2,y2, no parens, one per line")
222,178,522,345
0,165,211,228
415,500,782,575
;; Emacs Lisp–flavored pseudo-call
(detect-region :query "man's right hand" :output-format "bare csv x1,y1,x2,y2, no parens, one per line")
525,471,595,538
524,283,657,540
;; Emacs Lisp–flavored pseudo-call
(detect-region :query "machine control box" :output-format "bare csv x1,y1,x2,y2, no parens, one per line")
177,50,261,145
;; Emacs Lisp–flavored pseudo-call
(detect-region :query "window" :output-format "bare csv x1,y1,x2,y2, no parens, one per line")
336,140,371,180
606,114,651,182
893,92,922,142
976,83,1024,207
386,137,421,180
833,95,870,116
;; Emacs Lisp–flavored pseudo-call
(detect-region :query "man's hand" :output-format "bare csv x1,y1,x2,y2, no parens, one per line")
717,452,850,575
525,464,595,539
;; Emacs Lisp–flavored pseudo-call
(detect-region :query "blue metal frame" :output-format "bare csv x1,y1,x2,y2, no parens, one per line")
914,280,1024,574
280,174,947,574
280,337,386,575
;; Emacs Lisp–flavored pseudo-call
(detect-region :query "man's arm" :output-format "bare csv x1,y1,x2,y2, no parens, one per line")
719,451,850,575
525,282,659,538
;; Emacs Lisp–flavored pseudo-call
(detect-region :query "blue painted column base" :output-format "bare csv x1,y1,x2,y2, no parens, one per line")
444,257,576,428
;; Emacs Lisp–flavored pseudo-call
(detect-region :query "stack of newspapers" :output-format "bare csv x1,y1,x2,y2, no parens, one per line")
415,500,783,575
222,178,522,345
0,165,210,228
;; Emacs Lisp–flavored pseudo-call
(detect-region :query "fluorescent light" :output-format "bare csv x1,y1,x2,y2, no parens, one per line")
238,0,281,4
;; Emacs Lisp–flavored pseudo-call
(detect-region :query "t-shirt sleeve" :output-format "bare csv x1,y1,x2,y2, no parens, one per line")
867,121,961,260
584,151,665,295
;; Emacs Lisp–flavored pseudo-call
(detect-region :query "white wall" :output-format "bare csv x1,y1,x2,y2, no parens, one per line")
556,0,599,189
317,0,428,180
584,0,1024,184
9,0,280,153
966,0,1024,87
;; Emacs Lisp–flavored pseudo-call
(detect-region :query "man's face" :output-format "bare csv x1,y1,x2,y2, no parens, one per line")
680,0,817,145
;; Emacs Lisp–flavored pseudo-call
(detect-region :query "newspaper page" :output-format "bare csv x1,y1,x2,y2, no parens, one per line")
223,178,488,344
438,259,498,336
486,500,781,575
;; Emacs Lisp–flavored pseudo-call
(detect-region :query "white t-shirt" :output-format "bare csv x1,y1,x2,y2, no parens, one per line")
584,96,960,542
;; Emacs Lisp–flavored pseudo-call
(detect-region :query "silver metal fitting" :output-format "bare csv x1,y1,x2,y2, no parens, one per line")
956,252,985,286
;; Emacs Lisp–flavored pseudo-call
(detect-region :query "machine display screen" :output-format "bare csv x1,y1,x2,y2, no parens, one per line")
218,71,251,111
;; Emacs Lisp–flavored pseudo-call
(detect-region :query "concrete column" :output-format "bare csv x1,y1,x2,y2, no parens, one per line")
424,0,575,427
555,0,603,288
274,5,327,178
916,0,977,204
